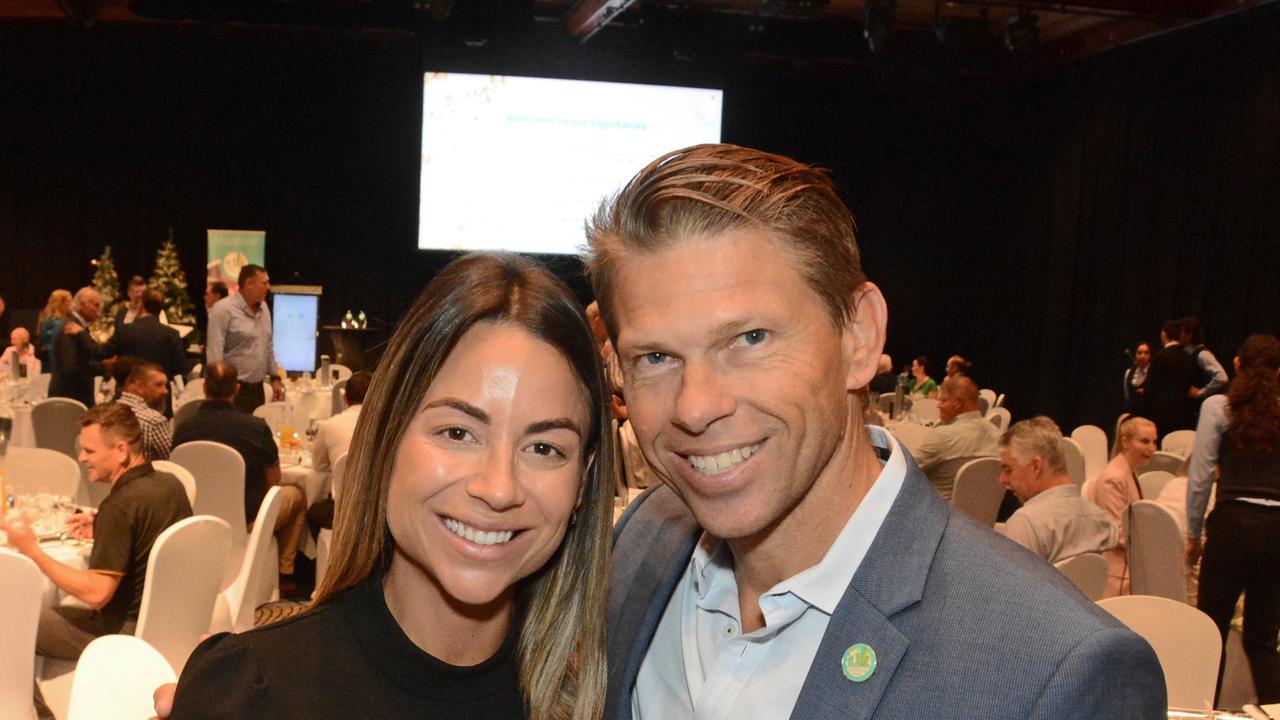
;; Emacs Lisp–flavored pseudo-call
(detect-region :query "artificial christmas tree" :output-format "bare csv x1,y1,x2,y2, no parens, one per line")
148,232,196,327
90,246,120,343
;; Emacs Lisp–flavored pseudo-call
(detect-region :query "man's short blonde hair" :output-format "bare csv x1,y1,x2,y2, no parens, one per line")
584,143,867,339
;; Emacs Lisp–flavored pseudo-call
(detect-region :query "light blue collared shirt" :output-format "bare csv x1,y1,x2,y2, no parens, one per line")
633,426,907,720
206,293,278,383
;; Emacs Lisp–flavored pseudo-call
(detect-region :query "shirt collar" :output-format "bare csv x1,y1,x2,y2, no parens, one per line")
1024,482,1078,507
112,462,155,491
687,425,908,616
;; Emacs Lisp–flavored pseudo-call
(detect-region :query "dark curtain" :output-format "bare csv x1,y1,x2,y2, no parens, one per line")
1,4,1277,435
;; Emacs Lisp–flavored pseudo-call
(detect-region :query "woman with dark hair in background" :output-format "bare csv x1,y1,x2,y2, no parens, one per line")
1185,334,1280,704
908,355,939,398
166,253,614,720
1123,341,1151,412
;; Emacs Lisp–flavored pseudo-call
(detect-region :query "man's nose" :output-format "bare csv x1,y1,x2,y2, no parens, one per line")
672,361,736,435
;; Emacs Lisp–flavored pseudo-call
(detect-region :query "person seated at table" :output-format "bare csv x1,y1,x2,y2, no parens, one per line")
997,417,1118,564
304,370,372,538
1083,415,1157,597
172,361,306,594
912,375,1000,501
116,360,173,462
945,354,972,378
0,403,191,719
907,354,939,398
868,352,898,394
0,326,42,380
158,253,611,720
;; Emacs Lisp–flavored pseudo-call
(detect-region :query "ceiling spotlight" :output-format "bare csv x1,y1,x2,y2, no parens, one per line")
1004,12,1039,55
864,0,896,54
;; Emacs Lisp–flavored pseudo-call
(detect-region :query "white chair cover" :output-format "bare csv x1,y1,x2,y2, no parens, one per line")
212,486,284,634
1136,450,1185,476
1059,437,1087,489
3,447,81,498
1127,500,1187,603
331,452,349,505
136,516,232,673
1137,471,1175,502
171,441,247,590
175,378,204,409
994,392,1006,408
0,549,42,720
65,635,177,720
31,397,87,459
978,388,997,411
910,398,940,423
150,460,198,509
1160,429,1196,458
1053,552,1108,601
331,377,349,417
329,363,353,383
1097,595,1221,708
985,406,1011,432
252,401,295,435
951,457,1004,527
1069,424,1108,487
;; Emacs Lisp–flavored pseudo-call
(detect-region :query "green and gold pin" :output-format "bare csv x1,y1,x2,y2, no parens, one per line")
841,643,877,683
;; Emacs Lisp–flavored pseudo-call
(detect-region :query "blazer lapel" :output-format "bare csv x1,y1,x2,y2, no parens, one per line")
606,487,702,720
791,458,950,720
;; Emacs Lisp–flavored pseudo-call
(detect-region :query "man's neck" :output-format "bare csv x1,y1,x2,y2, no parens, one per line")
109,455,147,484
727,405,882,632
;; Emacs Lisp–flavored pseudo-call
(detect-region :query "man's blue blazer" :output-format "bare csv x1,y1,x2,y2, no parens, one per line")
607,457,1167,719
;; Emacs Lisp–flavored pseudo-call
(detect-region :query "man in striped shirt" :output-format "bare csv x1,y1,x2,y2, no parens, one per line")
116,360,172,462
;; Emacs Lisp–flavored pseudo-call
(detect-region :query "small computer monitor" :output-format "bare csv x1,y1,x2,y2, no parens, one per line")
271,285,322,373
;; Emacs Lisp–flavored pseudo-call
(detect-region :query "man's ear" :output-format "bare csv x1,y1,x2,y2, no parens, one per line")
842,282,889,391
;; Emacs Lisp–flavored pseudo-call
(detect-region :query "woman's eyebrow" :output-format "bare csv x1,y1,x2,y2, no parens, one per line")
423,397,490,424
526,418,582,437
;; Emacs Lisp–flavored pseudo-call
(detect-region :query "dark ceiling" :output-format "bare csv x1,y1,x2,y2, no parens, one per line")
2,0,1270,73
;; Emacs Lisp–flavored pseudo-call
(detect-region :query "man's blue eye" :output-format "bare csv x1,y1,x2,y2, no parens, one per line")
743,329,767,345
643,353,668,365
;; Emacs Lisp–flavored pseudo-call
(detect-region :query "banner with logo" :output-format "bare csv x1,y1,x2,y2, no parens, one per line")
206,229,266,295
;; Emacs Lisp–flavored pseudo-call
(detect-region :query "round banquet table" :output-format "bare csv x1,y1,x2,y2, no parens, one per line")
284,385,333,423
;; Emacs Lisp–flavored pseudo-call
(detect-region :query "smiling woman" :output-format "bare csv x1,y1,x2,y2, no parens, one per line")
168,253,613,720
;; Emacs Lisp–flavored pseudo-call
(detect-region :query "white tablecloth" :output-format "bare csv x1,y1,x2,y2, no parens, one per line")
285,386,333,423
37,540,91,608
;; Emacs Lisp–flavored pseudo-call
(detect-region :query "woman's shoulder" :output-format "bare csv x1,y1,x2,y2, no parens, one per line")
171,604,345,717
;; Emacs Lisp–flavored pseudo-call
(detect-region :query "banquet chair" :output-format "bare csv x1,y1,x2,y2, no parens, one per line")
188,363,203,381
175,377,204,409
1069,424,1108,487
985,406,1011,432
331,377,349,417
978,388,997,412
1052,552,1108,601
315,452,348,595
1059,438,1087,489
329,363,353,383
951,457,1004,527
151,460,198,508
0,549,42,720
3,447,81,498
253,401,295,435
171,441,247,590
31,397,87,460
1127,500,1186,602
172,399,202,433
977,396,989,416
212,486,284,634
29,373,51,400
1097,595,1220,708
1136,450,1185,476
1160,430,1196,459
994,392,1006,408
135,516,232,673
65,635,177,720
910,398,940,423
890,422,931,455
1137,471,1176,503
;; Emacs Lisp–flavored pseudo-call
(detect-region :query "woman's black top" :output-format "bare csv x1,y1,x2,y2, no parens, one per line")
170,575,526,719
